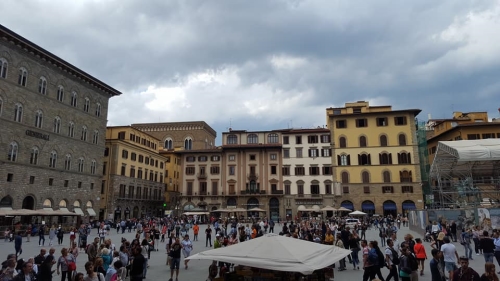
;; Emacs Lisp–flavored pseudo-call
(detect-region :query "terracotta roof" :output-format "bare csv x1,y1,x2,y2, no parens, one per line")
327,109,421,117
427,122,500,141
222,144,282,149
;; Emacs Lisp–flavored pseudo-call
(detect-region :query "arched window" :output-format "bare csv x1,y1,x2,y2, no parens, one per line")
227,134,238,144
78,157,85,173
339,136,347,148
247,134,258,144
358,153,371,165
380,135,388,147
70,91,78,107
398,152,412,164
92,130,99,144
382,171,391,183
0,58,8,78
399,170,412,182
14,103,23,122
53,116,61,133
30,146,39,165
64,154,72,170
18,67,27,86
184,138,192,150
57,86,64,102
338,154,350,166
398,134,407,146
81,126,88,141
359,136,367,147
68,121,75,138
83,97,90,112
49,151,57,168
95,102,101,117
164,138,173,149
34,110,43,128
8,142,18,161
361,171,370,183
379,152,392,164
38,77,47,94
90,160,97,174
341,171,349,183
268,133,279,143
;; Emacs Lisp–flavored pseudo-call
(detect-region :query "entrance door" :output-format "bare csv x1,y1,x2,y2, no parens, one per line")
269,197,280,221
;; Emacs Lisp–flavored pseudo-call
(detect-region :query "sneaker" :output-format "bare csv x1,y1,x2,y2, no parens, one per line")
476,253,480,256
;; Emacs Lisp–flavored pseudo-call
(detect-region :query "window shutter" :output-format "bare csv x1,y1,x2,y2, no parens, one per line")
316,149,319,156
379,153,382,164
329,149,332,156
389,153,392,164
407,153,411,164
368,154,371,165
337,155,341,165
358,154,361,165
321,149,324,157
347,155,351,165
397,153,401,164
308,149,311,157
246,183,249,190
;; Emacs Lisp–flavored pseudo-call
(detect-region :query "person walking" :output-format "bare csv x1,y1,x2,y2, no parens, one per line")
452,256,479,281
429,249,446,281
49,225,56,246
414,238,428,276
385,239,399,281
56,226,64,245
26,224,32,243
441,237,459,281
129,247,145,281
461,228,474,260
192,224,199,241
83,261,105,281
14,231,23,259
480,230,495,263
39,224,46,246
56,248,76,281
168,237,182,281
181,234,193,270
480,262,498,281
205,225,212,247
335,234,346,271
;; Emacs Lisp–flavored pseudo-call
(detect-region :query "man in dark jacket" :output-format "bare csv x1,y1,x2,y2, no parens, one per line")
430,249,446,281
130,247,145,281
14,232,22,258
13,261,36,281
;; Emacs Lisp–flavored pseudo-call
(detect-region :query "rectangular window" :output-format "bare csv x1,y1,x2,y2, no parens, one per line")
307,135,318,143
198,156,208,162
90,183,94,190
128,186,134,198
271,165,277,175
186,156,195,162
285,184,291,195
48,178,54,186
321,148,331,157
64,180,69,187
120,165,126,176
117,131,125,139
282,166,290,176
283,149,290,158
131,153,136,161
363,186,370,194
296,148,303,158
467,134,480,140
229,155,235,161
482,133,495,139
185,166,195,175
308,149,319,157
294,166,305,176
199,182,207,195
342,186,349,194
229,166,235,175
336,120,347,128
121,150,128,159
145,157,150,165
136,186,142,198
137,169,143,179
298,185,304,195
382,186,394,193
295,136,302,144
376,117,388,126
270,154,277,160
322,166,332,175
402,186,414,193
78,181,82,188
212,181,218,195
210,166,220,174
250,154,256,160
211,156,220,161
309,166,320,175
356,118,367,127
283,136,289,144
320,135,330,143
353,107,362,114
311,185,320,195
394,116,407,125
186,182,193,195
29,176,35,184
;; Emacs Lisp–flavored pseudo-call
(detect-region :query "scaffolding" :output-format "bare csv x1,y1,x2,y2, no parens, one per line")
429,139,500,208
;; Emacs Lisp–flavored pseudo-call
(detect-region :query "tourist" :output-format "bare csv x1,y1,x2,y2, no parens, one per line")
414,238,427,276
335,234,346,271
14,232,23,259
13,261,35,281
83,261,105,281
181,234,193,270
39,224,46,246
168,237,182,281
129,247,145,281
480,262,499,281
480,230,495,263
452,256,479,281
56,248,76,281
384,239,399,281
441,237,459,281
205,225,212,247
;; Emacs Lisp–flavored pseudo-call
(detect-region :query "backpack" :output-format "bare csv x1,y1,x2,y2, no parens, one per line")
389,247,400,265
408,253,418,271
376,249,386,268
368,248,379,265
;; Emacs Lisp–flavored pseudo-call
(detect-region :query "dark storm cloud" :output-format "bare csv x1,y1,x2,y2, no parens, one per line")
1,0,499,136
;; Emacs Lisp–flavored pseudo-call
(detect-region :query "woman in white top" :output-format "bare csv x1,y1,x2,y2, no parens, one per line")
181,234,193,270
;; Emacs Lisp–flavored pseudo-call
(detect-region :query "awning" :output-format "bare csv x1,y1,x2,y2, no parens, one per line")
311,205,320,212
73,208,84,216
86,208,97,217
341,202,354,210
59,208,69,213
383,202,397,210
361,202,375,210
402,202,416,210
43,207,53,211
297,205,307,211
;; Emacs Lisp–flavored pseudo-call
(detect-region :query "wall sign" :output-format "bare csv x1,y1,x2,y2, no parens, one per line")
25,130,50,141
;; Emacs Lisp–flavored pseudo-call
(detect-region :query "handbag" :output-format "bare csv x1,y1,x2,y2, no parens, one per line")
65,257,76,271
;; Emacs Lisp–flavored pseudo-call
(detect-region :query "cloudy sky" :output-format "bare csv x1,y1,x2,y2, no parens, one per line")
2,0,500,142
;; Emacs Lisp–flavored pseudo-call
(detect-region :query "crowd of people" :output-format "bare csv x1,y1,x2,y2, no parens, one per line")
1,215,500,281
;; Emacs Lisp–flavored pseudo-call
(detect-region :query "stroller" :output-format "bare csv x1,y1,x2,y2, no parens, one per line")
424,231,433,242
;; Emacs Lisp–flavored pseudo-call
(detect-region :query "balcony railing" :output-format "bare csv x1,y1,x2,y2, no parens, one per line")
199,191,208,196
247,172,259,180
240,189,267,195
197,173,207,179
271,190,284,195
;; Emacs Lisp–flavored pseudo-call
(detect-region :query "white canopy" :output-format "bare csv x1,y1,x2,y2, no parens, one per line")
186,233,352,275
435,139,500,162
183,212,209,216
349,210,367,216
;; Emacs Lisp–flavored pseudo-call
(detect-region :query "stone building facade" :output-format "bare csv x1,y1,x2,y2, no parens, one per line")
0,24,121,223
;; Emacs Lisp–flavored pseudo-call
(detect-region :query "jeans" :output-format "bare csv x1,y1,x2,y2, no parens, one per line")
484,252,494,263
494,251,500,265
363,266,376,281
61,270,73,281
463,243,472,259
381,237,386,247
39,235,45,245
142,258,148,278
344,242,352,263
386,265,399,281
206,235,212,247
473,238,481,254
351,248,360,268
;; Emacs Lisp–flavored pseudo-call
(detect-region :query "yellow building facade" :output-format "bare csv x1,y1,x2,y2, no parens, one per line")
159,149,182,216
326,101,423,215
102,126,168,220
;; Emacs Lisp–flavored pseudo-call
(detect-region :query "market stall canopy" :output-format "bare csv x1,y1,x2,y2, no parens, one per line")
183,212,209,216
248,207,266,212
186,233,352,275
337,206,352,212
349,210,367,216
229,207,247,213
0,208,80,216
320,206,337,211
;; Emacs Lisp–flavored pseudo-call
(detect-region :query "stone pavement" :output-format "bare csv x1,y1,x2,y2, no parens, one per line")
0,225,489,281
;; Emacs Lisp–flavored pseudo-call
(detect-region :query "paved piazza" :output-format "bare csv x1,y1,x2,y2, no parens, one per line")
1,224,488,281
